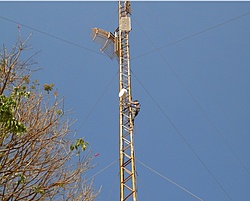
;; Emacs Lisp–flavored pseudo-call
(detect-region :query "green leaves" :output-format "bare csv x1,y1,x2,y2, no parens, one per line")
15,173,26,185
0,94,27,135
0,95,16,122
43,83,54,93
4,118,27,135
15,173,45,195
70,138,89,155
56,109,62,115
32,186,45,195
13,86,30,99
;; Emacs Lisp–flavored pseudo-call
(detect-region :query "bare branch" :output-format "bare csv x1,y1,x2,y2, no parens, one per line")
0,31,98,201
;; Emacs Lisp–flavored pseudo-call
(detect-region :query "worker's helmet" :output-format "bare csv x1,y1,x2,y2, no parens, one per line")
134,100,139,103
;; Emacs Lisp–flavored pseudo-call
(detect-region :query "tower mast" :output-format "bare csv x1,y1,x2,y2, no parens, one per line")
91,1,137,200
117,2,137,201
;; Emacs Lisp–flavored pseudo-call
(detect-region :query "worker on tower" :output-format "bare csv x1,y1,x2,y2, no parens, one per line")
129,100,141,125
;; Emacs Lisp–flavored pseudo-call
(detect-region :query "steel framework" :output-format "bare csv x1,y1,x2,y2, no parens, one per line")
91,1,137,200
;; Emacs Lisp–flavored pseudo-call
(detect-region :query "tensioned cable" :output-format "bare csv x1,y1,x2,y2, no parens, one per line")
64,7,118,97
1,14,120,196
132,71,233,201
132,12,250,177
201,80,250,150
0,15,104,57
148,5,250,150
86,157,203,201
131,11,250,61
86,159,118,182
0,16,120,134
0,15,120,136
105,172,119,201
76,70,118,134
136,172,153,201
1,10,248,62
1,8,245,200
131,10,250,199
136,159,204,201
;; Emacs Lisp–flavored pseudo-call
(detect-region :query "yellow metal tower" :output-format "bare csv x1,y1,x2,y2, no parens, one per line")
91,1,137,201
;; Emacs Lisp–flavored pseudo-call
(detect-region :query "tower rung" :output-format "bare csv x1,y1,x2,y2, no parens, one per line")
123,174,132,183
123,152,131,159
122,130,130,135
124,168,132,175
122,138,131,144
124,191,135,201
122,125,130,132
122,72,128,77
122,144,131,152
122,131,130,138
122,158,131,167
124,184,133,192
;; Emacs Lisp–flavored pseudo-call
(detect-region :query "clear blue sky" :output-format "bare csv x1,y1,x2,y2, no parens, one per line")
1,1,250,201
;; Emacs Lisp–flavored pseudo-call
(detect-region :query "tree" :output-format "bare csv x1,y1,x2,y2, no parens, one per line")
0,31,99,200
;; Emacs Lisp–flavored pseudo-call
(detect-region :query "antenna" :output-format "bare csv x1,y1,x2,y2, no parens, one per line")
91,1,137,201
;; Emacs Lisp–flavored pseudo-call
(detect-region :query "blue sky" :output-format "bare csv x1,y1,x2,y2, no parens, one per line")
1,1,250,201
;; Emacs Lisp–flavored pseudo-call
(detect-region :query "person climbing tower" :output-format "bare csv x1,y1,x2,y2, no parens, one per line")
129,99,141,125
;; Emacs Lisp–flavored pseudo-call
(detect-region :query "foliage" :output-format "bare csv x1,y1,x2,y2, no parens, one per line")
0,87,29,135
43,83,54,93
0,32,99,200
70,138,89,156
70,138,89,152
